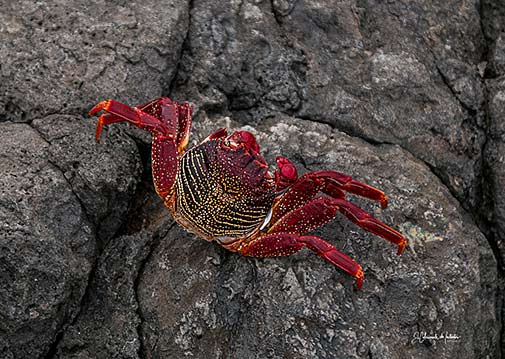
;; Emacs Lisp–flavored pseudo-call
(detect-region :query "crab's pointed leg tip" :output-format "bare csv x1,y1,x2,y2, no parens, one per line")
355,269,364,289
95,115,105,142
397,239,407,255
381,196,388,210
88,104,102,116
88,100,111,116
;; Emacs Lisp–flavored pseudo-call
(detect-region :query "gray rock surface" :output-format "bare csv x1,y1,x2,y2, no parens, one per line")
31,115,142,244
52,231,154,359
0,0,188,122
139,115,497,359
0,0,503,358
482,1,505,352
0,123,93,359
0,117,140,358
486,78,505,260
171,0,486,209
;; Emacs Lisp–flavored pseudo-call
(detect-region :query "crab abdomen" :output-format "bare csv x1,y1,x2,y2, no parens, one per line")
172,139,275,240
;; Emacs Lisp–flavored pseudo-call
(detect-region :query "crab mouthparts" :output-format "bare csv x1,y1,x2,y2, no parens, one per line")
228,131,260,154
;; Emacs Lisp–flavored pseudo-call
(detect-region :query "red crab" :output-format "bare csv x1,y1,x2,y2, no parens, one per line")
89,97,406,288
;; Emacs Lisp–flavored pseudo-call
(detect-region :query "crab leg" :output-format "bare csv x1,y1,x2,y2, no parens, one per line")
271,175,322,224
176,102,192,153
242,195,404,287
310,171,389,209
91,99,163,141
91,98,193,154
93,114,124,142
332,198,406,254
151,133,178,199
270,194,406,255
269,196,340,235
270,175,330,223
276,170,386,206
271,196,406,254
137,97,179,135
241,233,364,288
271,170,390,224
89,98,188,200
89,100,172,138
134,97,192,153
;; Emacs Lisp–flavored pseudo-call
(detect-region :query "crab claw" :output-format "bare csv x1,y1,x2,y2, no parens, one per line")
275,156,298,191
228,131,260,154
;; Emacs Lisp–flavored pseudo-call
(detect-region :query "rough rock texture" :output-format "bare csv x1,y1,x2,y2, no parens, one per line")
52,231,155,359
1,0,504,358
0,118,140,358
481,0,505,352
486,78,505,260
171,0,486,209
0,123,94,359
139,116,496,359
0,0,188,122
31,116,142,244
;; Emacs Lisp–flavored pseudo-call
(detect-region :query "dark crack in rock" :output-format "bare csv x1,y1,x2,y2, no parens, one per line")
0,116,141,357
481,1,505,353
51,231,154,359
289,0,486,210
171,0,308,117
170,0,486,212
486,78,505,257
138,225,226,358
32,115,142,244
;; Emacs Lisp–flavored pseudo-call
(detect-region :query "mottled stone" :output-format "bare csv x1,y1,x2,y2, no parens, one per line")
52,232,154,359
0,0,188,122
171,0,485,210
137,115,497,359
0,123,94,358
32,115,142,243
0,115,141,357
0,0,503,358
486,78,505,267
